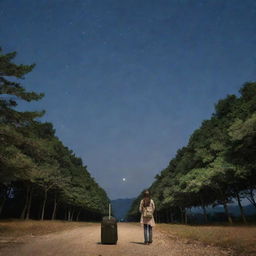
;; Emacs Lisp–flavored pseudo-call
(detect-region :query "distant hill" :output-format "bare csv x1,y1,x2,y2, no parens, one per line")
111,198,135,220
191,204,256,216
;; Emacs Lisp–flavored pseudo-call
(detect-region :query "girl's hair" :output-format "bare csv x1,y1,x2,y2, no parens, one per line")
143,190,151,207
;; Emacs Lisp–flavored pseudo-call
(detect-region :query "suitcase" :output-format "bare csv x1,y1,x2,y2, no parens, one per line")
101,204,118,244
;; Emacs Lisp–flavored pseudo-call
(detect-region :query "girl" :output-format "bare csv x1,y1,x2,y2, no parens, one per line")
139,190,155,245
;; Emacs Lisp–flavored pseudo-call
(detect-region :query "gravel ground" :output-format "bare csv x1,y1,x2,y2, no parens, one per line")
0,223,235,256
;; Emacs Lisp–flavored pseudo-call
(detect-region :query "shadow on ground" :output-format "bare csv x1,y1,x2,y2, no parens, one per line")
130,241,145,245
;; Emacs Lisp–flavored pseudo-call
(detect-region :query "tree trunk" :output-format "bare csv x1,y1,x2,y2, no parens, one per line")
170,211,174,223
25,186,33,220
201,204,208,223
51,193,57,220
184,208,188,224
0,187,7,217
246,188,256,208
76,210,81,221
179,207,184,224
157,212,160,223
0,185,10,217
158,211,161,223
155,211,158,223
0,197,6,217
71,209,75,221
20,185,30,219
200,196,208,224
64,208,67,220
166,209,169,223
68,208,71,221
236,192,247,224
41,189,47,220
223,201,233,224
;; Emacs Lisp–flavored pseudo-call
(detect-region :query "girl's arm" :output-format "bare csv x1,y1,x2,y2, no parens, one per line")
151,200,156,212
139,200,143,213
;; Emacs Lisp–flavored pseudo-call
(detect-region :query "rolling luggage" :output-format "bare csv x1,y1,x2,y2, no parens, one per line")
101,204,118,244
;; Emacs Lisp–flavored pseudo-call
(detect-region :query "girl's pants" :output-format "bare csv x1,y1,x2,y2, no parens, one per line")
143,224,152,243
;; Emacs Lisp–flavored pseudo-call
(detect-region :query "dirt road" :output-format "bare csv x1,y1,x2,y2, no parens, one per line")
0,223,233,256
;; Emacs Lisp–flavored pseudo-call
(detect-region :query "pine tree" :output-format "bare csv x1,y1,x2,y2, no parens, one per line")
0,47,44,125
0,47,44,216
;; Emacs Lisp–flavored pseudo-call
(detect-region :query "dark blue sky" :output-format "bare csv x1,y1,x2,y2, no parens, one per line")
1,0,255,199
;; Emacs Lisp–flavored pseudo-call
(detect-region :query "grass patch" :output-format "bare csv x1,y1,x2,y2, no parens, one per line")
0,219,96,237
157,224,256,256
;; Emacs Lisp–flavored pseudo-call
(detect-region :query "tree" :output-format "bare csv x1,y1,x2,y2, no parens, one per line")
129,82,256,224
0,47,44,125
0,47,110,221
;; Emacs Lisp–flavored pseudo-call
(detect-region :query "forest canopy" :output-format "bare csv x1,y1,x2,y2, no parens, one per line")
128,82,256,224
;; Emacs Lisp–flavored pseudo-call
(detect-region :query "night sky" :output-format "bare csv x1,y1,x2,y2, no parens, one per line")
1,0,255,199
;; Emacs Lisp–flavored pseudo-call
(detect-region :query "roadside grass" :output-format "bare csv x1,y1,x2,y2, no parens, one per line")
157,224,256,256
0,219,96,237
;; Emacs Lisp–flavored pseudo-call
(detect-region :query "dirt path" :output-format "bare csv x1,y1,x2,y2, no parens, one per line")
0,223,234,256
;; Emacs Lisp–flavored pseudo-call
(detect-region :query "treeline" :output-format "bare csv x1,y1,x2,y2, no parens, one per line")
0,47,109,221
128,82,256,224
